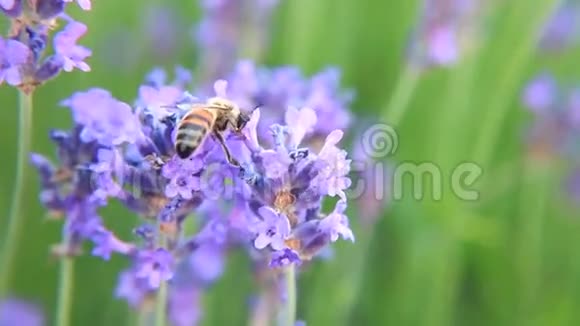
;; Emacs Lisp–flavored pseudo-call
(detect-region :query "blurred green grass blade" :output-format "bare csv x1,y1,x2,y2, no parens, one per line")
515,159,556,324
471,0,562,168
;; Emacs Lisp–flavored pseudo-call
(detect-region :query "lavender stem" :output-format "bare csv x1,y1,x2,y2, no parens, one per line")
0,91,33,295
381,64,420,128
155,231,168,326
282,265,297,326
55,255,74,326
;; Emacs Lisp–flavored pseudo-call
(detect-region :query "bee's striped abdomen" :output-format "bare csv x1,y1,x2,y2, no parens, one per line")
175,109,215,159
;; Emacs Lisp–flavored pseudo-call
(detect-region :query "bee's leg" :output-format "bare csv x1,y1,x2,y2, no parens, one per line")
213,131,240,167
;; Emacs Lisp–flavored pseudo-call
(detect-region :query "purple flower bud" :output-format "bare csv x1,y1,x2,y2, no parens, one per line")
34,55,63,82
36,0,65,20
269,248,301,268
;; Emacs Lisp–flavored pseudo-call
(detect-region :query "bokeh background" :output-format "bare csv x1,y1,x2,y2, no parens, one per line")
2,0,580,325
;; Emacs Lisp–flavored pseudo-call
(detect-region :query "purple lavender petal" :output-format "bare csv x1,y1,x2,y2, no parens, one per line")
53,20,91,72
285,106,317,147
61,88,142,146
0,37,30,86
90,229,135,260
63,0,90,10
0,0,15,10
251,206,291,250
135,248,174,289
35,0,66,19
318,200,354,242
312,130,352,200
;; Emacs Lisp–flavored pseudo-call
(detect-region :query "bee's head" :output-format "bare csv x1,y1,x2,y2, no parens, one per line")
236,111,251,131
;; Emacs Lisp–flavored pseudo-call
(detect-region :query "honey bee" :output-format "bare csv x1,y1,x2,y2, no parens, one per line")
174,97,250,167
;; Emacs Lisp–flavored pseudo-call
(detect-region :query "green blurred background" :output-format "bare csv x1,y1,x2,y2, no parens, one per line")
2,0,580,325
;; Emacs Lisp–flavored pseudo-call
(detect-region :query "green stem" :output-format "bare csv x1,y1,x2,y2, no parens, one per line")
55,256,74,326
0,91,33,296
282,265,297,326
155,281,168,326
381,65,420,128
516,160,552,323
155,231,168,326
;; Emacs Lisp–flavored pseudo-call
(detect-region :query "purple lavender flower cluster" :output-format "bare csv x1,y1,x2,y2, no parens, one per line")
522,73,580,157
195,0,280,80
30,61,355,323
522,73,580,201
0,0,91,93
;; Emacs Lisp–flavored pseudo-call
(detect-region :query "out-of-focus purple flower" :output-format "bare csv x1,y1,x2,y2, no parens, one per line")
195,0,281,81
0,0,22,16
61,88,143,146
0,0,16,10
567,88,580,128
115,270,151,308
135,248,174,288
0,37,30,86
408,0,480,68
0,299,44,326
269,248,301,268
350,131,390,226
53,20,91,72
252,207,291,250
142,5,182,60
35,0,66,20
222,62,353,143
539,2,580,52
169,287,201,326
522,73,557,114
426,25,458,65
189,243,226,283
63,0,91,10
